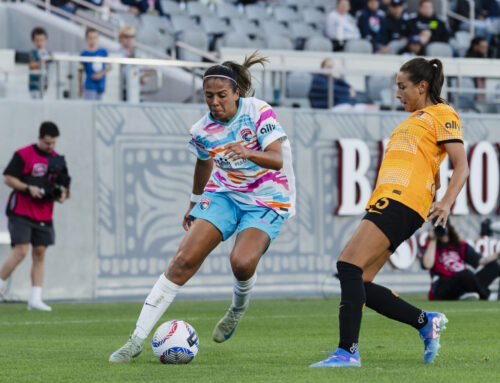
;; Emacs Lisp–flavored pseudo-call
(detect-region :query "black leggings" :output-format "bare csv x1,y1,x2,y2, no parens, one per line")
434,261,500,300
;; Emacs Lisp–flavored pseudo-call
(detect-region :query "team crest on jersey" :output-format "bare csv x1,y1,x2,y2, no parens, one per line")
199,197,211,210
240,128,253,142
32,163,47,177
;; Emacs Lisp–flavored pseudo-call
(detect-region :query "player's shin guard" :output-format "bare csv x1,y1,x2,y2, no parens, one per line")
364,282,427,329
337,261,365,354
134,274,180,339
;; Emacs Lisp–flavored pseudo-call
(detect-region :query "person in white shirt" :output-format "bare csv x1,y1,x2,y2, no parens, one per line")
325,0,361,51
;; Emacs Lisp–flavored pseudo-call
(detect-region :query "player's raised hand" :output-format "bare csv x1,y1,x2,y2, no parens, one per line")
426,200,451,228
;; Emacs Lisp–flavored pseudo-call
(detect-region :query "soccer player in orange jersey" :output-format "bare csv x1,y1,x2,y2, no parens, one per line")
311,57,469,368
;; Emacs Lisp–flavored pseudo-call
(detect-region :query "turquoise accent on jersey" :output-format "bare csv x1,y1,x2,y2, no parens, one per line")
189,192,284,242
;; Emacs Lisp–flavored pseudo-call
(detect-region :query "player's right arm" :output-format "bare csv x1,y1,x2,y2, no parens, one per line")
182,158,213,231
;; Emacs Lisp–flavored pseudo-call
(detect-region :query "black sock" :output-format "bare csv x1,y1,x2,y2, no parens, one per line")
337,261,365,354
364,282,428,330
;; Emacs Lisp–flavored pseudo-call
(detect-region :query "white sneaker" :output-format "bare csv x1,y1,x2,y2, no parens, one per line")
27,300,52,311
459,292,480,301
488,292,498,301
212,307,246,343
109,335,144,363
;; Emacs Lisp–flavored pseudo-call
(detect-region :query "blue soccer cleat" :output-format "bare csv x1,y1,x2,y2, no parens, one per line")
418,312,448,364
310,347,361,368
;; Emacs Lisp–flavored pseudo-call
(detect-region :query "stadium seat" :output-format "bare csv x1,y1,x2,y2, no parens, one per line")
137,26,174,55
272,5,301,25
387,39,407,55
160,0,184,17
201,16,233,51
260,20,290,37
366,75,395,107
265,35,294,50
287,71,313,98
216,3,241,23
451,30,472,57
304,35,332,51
425,42,453,58
216,33,253,50
289,21,318,49
116,12,140,28
302,7,326,29
231,18,261,38
245,4,271,22
312,0,335,13
344,39,374,53
186,1,213,20
170,15,200,34
140,14,172,34
177,29,209,61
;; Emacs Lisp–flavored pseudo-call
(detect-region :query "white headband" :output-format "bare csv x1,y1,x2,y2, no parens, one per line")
203,74,237,84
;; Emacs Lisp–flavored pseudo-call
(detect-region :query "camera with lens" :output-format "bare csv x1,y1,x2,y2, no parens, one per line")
480,218,500,236
25,154,71,201
432,217,449,238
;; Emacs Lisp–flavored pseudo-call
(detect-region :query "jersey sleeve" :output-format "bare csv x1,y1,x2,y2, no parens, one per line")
433,107,463,145
255,104,287,150
187,131,211,161
3,152,25,178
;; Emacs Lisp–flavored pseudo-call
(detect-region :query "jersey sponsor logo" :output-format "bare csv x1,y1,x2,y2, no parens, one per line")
259,124,276,135
444,121,461,131
215,156,247,170
199,197,211,210
32,163,47,177
240,128,253,142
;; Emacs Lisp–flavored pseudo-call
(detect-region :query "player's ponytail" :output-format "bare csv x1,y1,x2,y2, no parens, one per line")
400,57,446,104
203,51,268,97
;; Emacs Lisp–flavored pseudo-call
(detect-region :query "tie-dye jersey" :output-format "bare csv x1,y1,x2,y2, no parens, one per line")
188,97,296,218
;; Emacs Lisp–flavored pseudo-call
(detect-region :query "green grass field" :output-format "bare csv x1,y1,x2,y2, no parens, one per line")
0,296,498,383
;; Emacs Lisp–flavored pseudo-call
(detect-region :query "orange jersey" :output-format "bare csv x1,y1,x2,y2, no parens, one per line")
367,103,463,219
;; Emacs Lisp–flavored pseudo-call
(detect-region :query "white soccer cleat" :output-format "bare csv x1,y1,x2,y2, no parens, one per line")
212,307,246,343
27,300,52,311
109,335,144,363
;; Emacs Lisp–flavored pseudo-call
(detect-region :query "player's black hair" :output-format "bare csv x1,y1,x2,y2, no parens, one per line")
400,57,446,105
203,51,268,97
39,121,60,138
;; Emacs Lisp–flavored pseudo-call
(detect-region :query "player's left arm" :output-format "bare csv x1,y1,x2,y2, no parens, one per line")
224,139,283,171
427,142,469,226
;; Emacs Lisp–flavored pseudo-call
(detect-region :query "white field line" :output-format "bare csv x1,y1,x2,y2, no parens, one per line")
1,307,499,326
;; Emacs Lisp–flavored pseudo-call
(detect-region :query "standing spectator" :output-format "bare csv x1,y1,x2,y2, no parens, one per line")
0,122,71,311
422,220,500,301
28,27,51,99
407,0,451,43
325,0,361,51
78,28,112,101
357,0,389,52
386,0,410,42
308,58,357,109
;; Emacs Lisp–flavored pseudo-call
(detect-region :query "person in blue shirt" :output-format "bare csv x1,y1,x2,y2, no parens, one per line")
357,0,389,52
78,28,112,100
28,27,51,99
308,58,357,109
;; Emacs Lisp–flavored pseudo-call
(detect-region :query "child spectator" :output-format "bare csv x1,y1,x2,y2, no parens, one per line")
79,28,112,100
28,27,51,99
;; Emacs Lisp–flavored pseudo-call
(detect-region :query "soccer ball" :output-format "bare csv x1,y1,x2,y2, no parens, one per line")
152,320,199,364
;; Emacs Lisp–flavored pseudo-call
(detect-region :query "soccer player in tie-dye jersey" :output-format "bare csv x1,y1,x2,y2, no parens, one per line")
311,58,469,368
110,53,296,362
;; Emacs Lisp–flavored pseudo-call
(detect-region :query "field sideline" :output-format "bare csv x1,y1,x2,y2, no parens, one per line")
0,296,498,383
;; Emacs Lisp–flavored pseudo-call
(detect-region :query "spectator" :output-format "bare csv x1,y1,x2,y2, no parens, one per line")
465,37,489,101
28,27,51,99
407,0,451,43
398,34,425,56
386,0,410,42
325,0,361,51
78,28,112,101
308,58,357,108
117,25,155,102
357,0,389,52
0,122,71,311
120,0,165,16
422,220,500,301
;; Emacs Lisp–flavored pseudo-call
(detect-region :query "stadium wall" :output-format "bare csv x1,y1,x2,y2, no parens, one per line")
0,100,498,302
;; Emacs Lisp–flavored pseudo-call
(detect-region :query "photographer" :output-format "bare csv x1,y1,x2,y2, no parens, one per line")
422,219,500,300
0,122,71,311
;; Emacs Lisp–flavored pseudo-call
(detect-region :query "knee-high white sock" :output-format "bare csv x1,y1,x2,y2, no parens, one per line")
133,274,180,340
232,273,257,311
30,286,42,303
0,278,5,290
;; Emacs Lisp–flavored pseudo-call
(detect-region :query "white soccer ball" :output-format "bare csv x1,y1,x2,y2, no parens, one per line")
152,320,199,364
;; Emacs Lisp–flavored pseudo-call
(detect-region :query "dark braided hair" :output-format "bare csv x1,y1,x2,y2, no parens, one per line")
203,51,269,97
400,57,446,104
